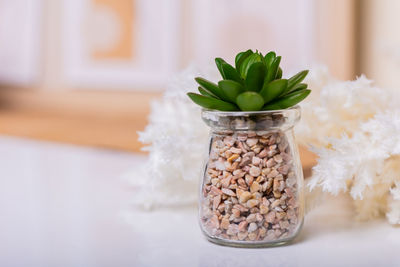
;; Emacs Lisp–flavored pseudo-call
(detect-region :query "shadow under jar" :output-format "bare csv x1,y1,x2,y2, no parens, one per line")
199,106,304,247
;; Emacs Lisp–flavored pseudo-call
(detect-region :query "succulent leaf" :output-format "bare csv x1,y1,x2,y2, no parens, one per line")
264,51,276,68
221,62,243,84
198,86,219,99
195,77,225,100
236,92,264,111
259,79,288,103
239,53,263,79
187,93,239,111
287,70,309,91
218,80,245,103
276,67,282,79
245,62,265,92
264,56,281,85
263,89,311,110
215,58,227,79
235,49,253,71
283,83,307,95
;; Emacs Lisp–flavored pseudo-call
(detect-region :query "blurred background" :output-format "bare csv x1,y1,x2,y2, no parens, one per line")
2,1,400,265
1,0,394,152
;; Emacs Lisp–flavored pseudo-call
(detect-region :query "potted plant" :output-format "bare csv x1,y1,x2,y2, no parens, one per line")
187,50,310,247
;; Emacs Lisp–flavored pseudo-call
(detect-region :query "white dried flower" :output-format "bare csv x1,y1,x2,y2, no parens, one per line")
298,66,400,224
130,66,217,209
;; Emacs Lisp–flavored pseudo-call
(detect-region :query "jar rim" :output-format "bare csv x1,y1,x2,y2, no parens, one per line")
201,105,300,116
201,105,301,131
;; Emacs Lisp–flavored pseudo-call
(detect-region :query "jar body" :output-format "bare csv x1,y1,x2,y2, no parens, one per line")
199,107,304,247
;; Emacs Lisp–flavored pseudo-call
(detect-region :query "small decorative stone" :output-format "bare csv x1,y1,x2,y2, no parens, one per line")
239,191,252,203
215,160,226,171
227,224,239,235
248,222,258,233
227,154,240,162
213,195,221,210
252,156,261,165
223,136,235,146
280,220,290,229
237,134,247,142
210,186,222,195
248,231,257,241
234,204,249,213
252,192,262,200
255,176,264,183
281,152,292,162
273,154,283,163
211,178,219,186
239,157,251,167
267,145,278,157
220,217,230,229
242,165,250,173
276,212,286,220
224,200,233,213
246,214,257,223
278,142,288,152
230,147,242,154
222,188,236,196
265,211,276,223
238,220,249,232
238,178,247,187
245,174,254,186
258,149,268,158
273,178,281,192
266,230,276,240
271,199,281,208
205,215,219,229
260,204,269,214
252,145,262,154
274,229,282,238
266,158,276,168
232,208,240,218
221,176,231,188
231,197,239,204
273,191,282,199
267,169,279,178
261,168,271,176
250,181,261,193
246,138,258,147
233,169,245,177
246,199,259,208
256,213,263,222
247,132,257,137
249,166,261,177
268,135,276,145
237,231,248,240
278,165,290,175
258,227,267,238
233,216,246,223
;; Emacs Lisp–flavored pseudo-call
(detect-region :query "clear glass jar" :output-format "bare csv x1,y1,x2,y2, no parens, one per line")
199,106,304,247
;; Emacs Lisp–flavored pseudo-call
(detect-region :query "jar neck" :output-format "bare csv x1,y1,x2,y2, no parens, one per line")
201,106,300,132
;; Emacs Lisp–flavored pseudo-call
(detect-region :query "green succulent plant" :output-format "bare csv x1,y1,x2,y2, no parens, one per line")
187,50,311,111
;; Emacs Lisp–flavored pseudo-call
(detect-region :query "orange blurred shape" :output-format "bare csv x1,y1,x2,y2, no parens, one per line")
91,0,134,60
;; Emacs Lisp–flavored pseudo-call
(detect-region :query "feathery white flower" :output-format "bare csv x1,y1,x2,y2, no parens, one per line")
299,68,400,224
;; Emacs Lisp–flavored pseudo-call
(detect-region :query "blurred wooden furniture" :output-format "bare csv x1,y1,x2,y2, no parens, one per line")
0,88,159,152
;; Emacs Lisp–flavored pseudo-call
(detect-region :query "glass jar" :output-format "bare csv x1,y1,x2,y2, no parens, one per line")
199,106,304,247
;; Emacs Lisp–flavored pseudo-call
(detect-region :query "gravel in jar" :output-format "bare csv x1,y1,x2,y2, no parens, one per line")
201,131,300,242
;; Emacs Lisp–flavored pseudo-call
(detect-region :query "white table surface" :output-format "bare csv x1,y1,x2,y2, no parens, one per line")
1,135,399,267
